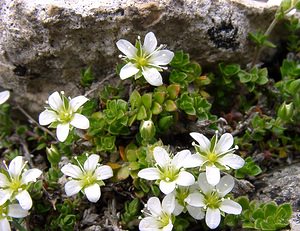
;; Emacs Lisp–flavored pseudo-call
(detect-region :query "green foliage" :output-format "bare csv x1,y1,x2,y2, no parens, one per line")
248,32,276,48
235,157,262,178
121,198,141,229
238,67,269,92
80,66,94,87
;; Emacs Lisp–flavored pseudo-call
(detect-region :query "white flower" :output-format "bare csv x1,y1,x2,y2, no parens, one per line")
0,90,10,105
0,203,29,231
39,91,90,142
61,154,113,203
139,194,175,231
138,147,195,194
116,32,174,86
0,156,42,210
185,173,242,230
185,131,245,186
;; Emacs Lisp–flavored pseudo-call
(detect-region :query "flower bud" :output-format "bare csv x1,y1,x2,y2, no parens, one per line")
46,144,61,166
140,120,156,141
278,102,294,122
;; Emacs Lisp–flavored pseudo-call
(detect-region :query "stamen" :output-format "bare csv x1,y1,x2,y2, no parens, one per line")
74,157,85,172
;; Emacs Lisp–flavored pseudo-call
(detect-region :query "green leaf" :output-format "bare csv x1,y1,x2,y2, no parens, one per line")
80,66,94,87
137,105,148,120
256,68,269,85
164,100,177,112
153,91,166,104
158,115,174,131
264,202,278,218
167,84,181,100
238,71,252,83
219,63,240,77
275,203,292,220
151,102,163,115
130,90,142,109
142,93,153,109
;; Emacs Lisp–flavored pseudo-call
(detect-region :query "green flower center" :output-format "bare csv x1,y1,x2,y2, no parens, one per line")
207,152,218,163
160,164,180,182
9,178,22,191
175,188,190,207
58,109,73,123
158,212,171,228
81,172,97,188
204,191,221,209
136,56,148,68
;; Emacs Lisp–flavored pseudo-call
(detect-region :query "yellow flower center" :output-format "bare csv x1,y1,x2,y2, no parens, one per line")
9,178,22,191
207,152,218,163
81,172,96,188
136,56,148,68
205,191,221,209
58,109,73,123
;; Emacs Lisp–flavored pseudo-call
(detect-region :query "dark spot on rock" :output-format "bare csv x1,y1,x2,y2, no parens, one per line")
207,21,239,50
115,8,124,16
13,65,27,76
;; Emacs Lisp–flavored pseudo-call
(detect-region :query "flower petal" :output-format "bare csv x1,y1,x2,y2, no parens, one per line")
8,204,29,218
119,62,139,80
139,217,160,230
84,183,101,203
138,168,160,180
197,172,214,194
206,208,221,230
21,168,42,184
142,67,163,86
70,113,89,129
206,165,220,186
56,123,70,142
0,90,10,105
0,218,11,231
162,194,175,214
176,171,195,187
0,189,12,205
187,205,205,220
70,95,89,112
143,32,157,54
48,91,63,111
216,175,234,197
162,220,173,231
84,154,99,172
185,192,205,207
8,156,24,178
16,190,32,210
172,149,191,169
95,165,113,180
159,180,176,194
220,199,242,215
149,50,174,66
218,154,245,169
61,163,83,178
0,173,9,187
65,180,82,196
173,200,184,216
39,110,57,126
215,133,234,154
183,154,205,168
153,146,170,167
147,197,162,216
190,132,210,152
116,39,137,59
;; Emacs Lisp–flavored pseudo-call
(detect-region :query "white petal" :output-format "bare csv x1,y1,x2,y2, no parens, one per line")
65,180,82,196
159,180,176,194
206,208,221,230
56,123,70,142
84,183,101,203
173,200,184,216
183,154,205,168
185,192,205,207
70,95,89,112
119,62,139,80
8,204,29,218
116,39,137,59
176,171,195,187
172,149,191,169
16,190,32,210
218,154,245,169
162,194,175,214
216,175,235,197
162,220,173,231
0,189,12,205
149,50,174,66
8,156,24,178
38,110,57,125
153,147,170,167
138,168,160,180
139,217,160,230
147,197,162,216
48,91,63,111
0,173,9,187
220,199,242,215
61,163,83,178
206,165,220,186
0,218,11,231
143,32,157,54
215,133,234,154
187,205,205,220
142,67,163,86
21,169,42,184
0,90,10,105
70,113,89,129
190,132,211,152
84,154,99,172
95,165,113,180
197,172,214,194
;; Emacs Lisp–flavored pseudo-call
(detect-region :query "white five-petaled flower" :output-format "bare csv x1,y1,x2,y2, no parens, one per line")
185,131,245,186
116,32,174,86
0,203,29,231
39,91,90,142
138,147,195,194
185,173,242,230
0,90,10,105
0,156,42,210
61,154,113,203
139,194,175,231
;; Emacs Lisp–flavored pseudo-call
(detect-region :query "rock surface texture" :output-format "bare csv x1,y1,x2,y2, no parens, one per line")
0,0,279,114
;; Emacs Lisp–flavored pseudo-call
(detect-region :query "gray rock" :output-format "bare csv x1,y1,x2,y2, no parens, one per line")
0,0,279,114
